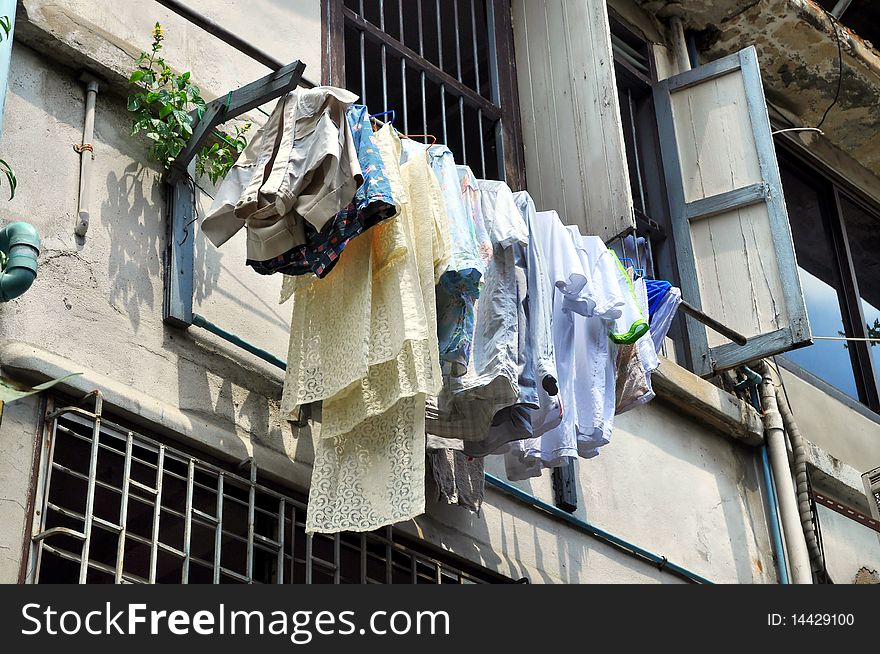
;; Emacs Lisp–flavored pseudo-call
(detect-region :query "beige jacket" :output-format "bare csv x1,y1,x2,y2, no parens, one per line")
202,87,362,262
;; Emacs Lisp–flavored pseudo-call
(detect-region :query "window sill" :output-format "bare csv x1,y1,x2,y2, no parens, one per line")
652,356,765,446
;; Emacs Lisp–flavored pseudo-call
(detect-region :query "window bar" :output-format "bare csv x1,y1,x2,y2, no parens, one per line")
32,408,60,583
484,0,505,180
436,0,444,70
334,533,342,584
114,431,134,583
385,529,393,584
182,459,194,583
421,72,428,140
360,534,368,584
148,445,166,584
212,473,224,584
627,89,647,213
402,58,409,133
305,529,313,584
398,0,404,47
441,84,448,145
246,462,257,583
411,554,418,584
276,498,285,584
289,504,297,585
380,0,388,111
460,98,467,166
359,0,367,103
78,394,104,584
470,0,482,96
435,561,442,584
478,108,486,178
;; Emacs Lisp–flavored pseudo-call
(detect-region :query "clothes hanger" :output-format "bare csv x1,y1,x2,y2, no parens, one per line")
369,110,396,131
400,133,438,145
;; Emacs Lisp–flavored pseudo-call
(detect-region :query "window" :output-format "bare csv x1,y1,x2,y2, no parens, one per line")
29,394,512,584
778,149,880,412
325,0,524,186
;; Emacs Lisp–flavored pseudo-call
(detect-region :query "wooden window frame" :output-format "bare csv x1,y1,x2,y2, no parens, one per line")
321,0,526,189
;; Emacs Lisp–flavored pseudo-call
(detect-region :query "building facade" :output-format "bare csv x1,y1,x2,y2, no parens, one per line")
0,0,878,584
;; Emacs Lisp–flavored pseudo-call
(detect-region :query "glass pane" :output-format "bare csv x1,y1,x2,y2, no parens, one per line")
780,167,860,399
841,195,880,389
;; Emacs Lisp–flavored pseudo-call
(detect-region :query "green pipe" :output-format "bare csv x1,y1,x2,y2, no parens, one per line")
192,313,286,370
189,316,718,584
0,221,40,302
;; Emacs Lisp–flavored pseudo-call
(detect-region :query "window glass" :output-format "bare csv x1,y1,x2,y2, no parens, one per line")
780,167,860,399
841,195,880,388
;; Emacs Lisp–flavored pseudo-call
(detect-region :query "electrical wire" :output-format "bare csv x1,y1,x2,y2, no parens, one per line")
817,9,844,130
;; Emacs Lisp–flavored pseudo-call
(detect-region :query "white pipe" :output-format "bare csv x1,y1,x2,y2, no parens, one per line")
758,363,813,584
74,78,99,237
668,17,691,74
774,378,825,576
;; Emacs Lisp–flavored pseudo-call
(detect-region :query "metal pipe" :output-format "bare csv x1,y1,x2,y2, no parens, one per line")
0,221,40,302
757,362,813,583
679,300,748,346
831,0,853,19
153,0,316,87
484,474,715,584
760,445,790,584
668,17,691,74
192,313,286,370
75,78,99,237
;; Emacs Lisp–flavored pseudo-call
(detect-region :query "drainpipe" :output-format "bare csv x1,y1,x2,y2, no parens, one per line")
74,76,99,237
773,372,826,578
0,221,40,301
668,16,691,74
757,362,813,583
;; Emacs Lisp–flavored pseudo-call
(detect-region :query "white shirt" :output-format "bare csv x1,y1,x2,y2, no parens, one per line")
505,217,649,478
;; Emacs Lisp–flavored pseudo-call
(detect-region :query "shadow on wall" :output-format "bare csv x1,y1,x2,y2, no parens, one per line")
102,162,163,331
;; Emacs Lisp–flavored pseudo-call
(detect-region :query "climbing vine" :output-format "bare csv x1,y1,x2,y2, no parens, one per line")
127,23,249,183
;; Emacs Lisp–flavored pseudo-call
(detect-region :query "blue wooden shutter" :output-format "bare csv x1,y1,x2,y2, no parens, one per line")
654,46,811,377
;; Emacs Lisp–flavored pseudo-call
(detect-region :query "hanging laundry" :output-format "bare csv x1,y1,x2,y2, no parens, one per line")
427,448,485,515
646,280,682,353
248,104,398,279
401,142,490,377
202,87,361,264
280,123,450,534
616,275,660,414
505,212,649,479
428,180,533,447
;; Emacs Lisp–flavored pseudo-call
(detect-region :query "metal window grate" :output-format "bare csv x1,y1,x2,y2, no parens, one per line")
340,0,508,182
29,393,510,585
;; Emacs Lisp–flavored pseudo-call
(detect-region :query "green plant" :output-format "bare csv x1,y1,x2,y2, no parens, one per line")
195,121,251,185
0,15,11,42
0,15,14,199
127,23,248,182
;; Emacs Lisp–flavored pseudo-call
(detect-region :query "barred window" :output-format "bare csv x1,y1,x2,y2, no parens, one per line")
325,0,525,186
28,393,511,585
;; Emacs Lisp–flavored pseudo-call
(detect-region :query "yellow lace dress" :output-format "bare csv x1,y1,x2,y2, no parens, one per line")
280,124,450,533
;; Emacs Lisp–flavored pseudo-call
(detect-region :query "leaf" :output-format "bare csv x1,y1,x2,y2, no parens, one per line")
129,69,147,84
158,104,173,119
126,95,142,112
0,159,17,200
0,374,83,404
